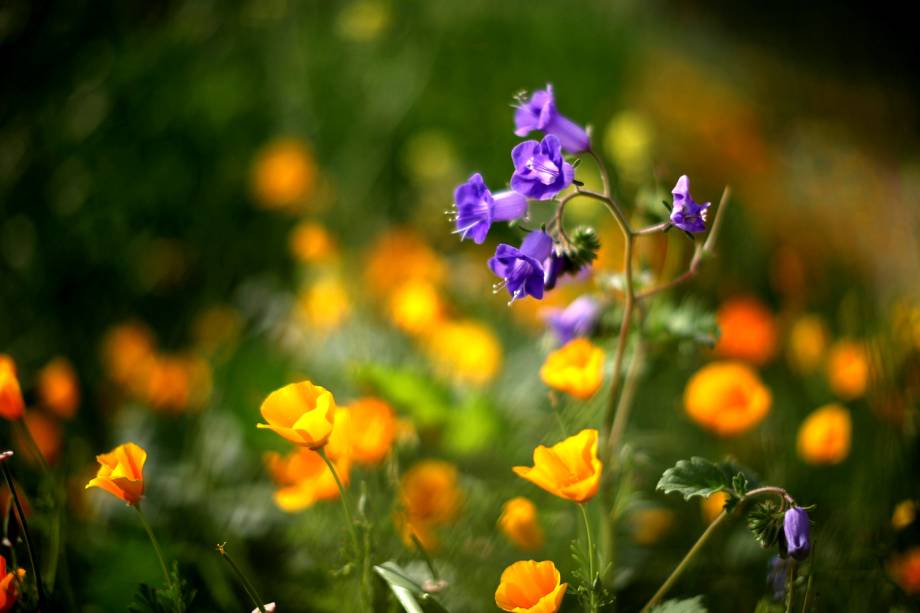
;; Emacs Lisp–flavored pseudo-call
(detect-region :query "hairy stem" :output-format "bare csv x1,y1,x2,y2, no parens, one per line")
134,505,174,590
578,503,599,613
216,543,266,613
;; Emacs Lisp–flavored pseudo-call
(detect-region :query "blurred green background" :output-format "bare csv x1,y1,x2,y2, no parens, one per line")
2,1,919,611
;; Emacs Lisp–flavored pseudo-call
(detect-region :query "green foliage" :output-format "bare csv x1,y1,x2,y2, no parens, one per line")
373,562,449,613
657,457,746,502
354,364,451,427
128,565,195,613
562,226,601,271
650,596,709,612
644,299,720,349
746,500,784,550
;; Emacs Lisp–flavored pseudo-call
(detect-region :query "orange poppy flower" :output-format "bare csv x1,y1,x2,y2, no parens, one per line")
257,381,336,449
1,556,26,613
495,560,567,613
513,429,602,503
264,448,349,512
683,361,772,436
17,411,62,465
85,442,147,506
499,497,544,551
796,404,851,465
36,357,80,419
889,546,920,594
397,460,463,550
539,338,605,400
713,296,777,365
250,138,316,210
342,397,397,465
826,340,870,399
0,355,25,421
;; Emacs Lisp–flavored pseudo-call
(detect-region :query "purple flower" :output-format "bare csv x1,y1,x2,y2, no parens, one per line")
489,230,554,303
511,135,574,201
514,85,590,153
669,175,710,233
544,296,600,345
453,173,528,244
783,506,811,560
767,556,789,601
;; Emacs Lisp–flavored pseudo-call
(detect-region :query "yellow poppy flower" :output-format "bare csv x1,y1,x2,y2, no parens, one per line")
495,560,567,613
683,361,771,436
264,448,349,512
796,404,851,465
539,338,605,400
257,381,336,449
826,340,870,399
85,442,147,506
499,497,544,551
0,355,25,421
513,429,602,504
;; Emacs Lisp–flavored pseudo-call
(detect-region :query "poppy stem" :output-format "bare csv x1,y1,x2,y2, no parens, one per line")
1,451,46,608
216,542,266,613
578,503,599,613
316,448,360,559
134,505,174,590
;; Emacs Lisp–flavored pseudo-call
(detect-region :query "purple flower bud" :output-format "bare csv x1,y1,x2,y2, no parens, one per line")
669,175,711,233
489,230,554,303
514,85,591,153
511,135,574,201
783,506,811,560
544,296,601,345
452,173,528,244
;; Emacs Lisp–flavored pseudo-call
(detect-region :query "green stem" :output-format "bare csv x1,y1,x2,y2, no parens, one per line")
1,453,46,607
216,543,266,613
578,503,599,613
317,447,359,555
134,505,173,590
641,510,729,612
16,419,52,475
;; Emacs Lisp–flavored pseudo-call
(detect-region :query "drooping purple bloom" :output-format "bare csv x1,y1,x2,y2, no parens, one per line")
489,230,554,303
510,135,574,201
452,173,528,244
544,296,601,345
669,175,711,233
783,506,811,560
514,85,591,153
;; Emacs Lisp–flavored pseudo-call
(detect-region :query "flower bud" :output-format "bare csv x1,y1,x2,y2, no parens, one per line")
783,506,811,560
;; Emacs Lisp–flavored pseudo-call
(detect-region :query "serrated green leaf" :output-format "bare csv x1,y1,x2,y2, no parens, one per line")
657,457,734,500
650,596,708,612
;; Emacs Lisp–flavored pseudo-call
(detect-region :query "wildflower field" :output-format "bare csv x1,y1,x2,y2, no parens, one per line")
2,3,920,612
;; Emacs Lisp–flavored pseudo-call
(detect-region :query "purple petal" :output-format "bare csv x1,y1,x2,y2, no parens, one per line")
491,190,528,222
519,230,553,261
511,140,540,170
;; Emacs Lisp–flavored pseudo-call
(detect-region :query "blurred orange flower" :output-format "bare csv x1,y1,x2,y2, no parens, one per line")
85,442,147,506
787,315,829,375
364,230,445,297
892,500,917,530
0,355,25,421
17,411,62,465
539,338,605,400
264,448,349,512
495,560,567,613
397,460,462,550
630,507,675,545
388,280,444,335
251,138,316,210
701,491,730,524
684,361,772,436
0,556,25,613
257,381,336,449
296,275,351,331
101,322,156,393
826,340,870,399
289,221,338,264
513,429,602,504
341,397,397,465
797,404,851,465
36,357,80,419
499,497,544,551
713,297,777,365
423,320,502,386
889,547,920,594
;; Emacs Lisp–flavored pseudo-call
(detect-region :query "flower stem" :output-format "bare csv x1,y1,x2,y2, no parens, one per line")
216,542,266,613
578,503,599,613
134,505,174,590
1,453,46,608
641,510,729,612
317,447,359,555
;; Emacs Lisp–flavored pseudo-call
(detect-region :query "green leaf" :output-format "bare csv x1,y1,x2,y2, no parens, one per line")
354,364,451,427
443,394,501,455
374,562,450,613
657,457,735,501
650,596,708,612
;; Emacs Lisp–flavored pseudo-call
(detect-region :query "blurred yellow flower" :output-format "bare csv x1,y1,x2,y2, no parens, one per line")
336,0,389,42
892,500,917,530
796,404,851,465
701,491,730,524
257,381,337,449
388,280,444,335
85,442,147,506
713,296,777,366
513,429,602,504
397,460,462,551
297,276,351,331
826,340,870,399
250,138,316,210
630,507,675,545
684,361,771,436
424,320,502,386
495,560,567,613
36,357,80,419
889,547,920,594
499,497,544,551
264,448,349,512
787,315,829,375
0,556,25,612
540,338,605,400
603,110,653,183
0,354,25,421
364,230,445,297
289,221,338,264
